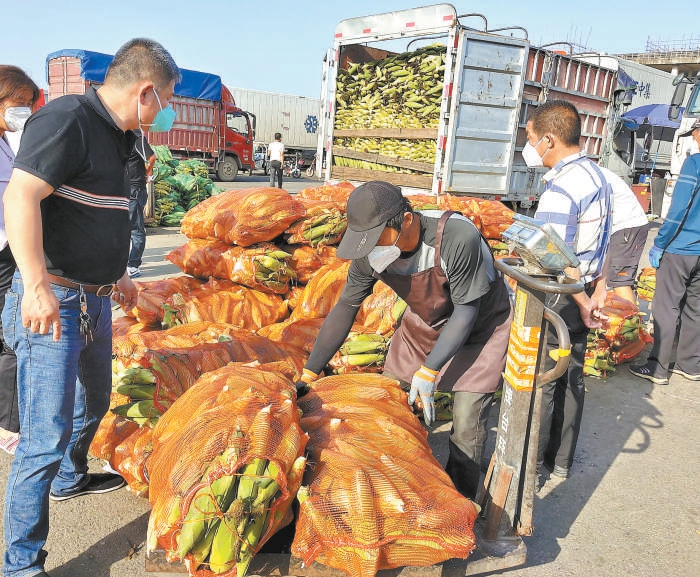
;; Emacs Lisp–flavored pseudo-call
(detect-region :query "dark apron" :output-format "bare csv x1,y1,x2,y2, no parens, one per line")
380,212,513,393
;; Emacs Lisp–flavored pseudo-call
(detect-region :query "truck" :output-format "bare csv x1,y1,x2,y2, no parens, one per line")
46,49,256,182
316,4,667,206
664,72,700,216
229,87,321,173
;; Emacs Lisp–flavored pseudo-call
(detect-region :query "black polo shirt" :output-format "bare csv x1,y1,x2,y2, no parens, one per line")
14,87,135,284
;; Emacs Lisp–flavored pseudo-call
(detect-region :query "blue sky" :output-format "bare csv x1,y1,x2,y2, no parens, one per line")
6,0,698,98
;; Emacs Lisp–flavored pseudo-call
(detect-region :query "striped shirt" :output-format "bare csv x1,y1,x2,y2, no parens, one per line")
534,152,612,284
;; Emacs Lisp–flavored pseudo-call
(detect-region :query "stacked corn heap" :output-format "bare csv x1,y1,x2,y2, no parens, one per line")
147,362,308,577
152,145,219,227
582,294,652,378
284,199,348,248
333,44,445,177
636,267,656,302
292,375,478,577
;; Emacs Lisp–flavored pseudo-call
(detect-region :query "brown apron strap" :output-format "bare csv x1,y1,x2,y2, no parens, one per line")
434,211,457,268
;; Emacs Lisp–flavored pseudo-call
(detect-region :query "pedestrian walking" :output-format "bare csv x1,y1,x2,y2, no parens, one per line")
267,132,284,188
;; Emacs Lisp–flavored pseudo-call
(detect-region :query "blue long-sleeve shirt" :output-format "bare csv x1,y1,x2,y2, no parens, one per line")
655,154,700,255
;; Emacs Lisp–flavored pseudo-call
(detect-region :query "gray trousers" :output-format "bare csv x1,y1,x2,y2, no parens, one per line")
445,391,494,500
648,252,700,375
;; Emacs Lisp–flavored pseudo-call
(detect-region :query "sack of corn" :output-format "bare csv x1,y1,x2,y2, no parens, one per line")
290,260,350,321
407,194,448,211
90,393,141,462
180,187,306,247
112,316,156,338
282,285,305,312
162,278,289,332
125,276,206,327
355,281,407,336
109,425,153,498
284,199,347,247
166,239,295,294
295,181,355,203
292,375,478,577
444,196,515,240
282,244,341,285
329,332,390,374
112,322,308,427
636,267,656,301
146,362,308,577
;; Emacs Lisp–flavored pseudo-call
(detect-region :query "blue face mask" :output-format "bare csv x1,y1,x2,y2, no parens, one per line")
141,87,176,133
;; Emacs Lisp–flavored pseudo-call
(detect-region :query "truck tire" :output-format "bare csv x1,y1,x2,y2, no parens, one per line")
217,157,239,182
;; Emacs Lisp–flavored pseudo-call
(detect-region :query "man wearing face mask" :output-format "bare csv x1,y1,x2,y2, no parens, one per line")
297,181,513,500
526,100,612,481
630,119,700,385
0,65,41,456
2,39,180,577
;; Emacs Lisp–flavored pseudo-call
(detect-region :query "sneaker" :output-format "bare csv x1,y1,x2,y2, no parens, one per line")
629,363,669,385
551,465,570,479
127,266,142,278
671,367,700,381
0,428,20,455
50,473,125,502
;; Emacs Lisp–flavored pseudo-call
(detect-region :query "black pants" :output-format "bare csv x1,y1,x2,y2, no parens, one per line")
648,252,700,374
0,244,19,433
269,160,283,188
538,286,594,470
128,185,147,269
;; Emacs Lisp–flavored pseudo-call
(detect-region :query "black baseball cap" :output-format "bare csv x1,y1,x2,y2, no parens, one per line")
678,119,700,137
336,181,405,259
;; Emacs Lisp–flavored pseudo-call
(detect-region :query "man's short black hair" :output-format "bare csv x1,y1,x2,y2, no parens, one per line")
105,38,181,91
274,132,282,140
529,100,581,147
386,198,413,232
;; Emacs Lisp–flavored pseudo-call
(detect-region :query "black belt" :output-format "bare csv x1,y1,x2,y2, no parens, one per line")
47,274,115,297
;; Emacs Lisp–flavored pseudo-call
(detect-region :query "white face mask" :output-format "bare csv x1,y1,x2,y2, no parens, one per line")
2,106,32,132
368,228,402,273
522,137,545,168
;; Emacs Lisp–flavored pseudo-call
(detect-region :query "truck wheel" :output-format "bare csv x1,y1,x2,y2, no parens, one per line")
217,157,239,182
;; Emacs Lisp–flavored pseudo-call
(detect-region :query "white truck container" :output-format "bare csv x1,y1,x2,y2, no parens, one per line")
228,87,321,154
317,4,638,206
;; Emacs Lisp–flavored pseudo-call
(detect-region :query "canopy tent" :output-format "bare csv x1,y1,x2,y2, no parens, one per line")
621,104,685,174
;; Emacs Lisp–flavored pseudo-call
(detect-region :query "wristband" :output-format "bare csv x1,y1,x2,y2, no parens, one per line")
415,364,439,382
300,368,319,384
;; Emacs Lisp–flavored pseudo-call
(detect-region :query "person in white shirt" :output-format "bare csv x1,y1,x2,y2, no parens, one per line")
267,132,285,188
599,167,650,304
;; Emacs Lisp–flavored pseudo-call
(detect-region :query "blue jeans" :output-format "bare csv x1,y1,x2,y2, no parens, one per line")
128,186,147,268
2,273,113,577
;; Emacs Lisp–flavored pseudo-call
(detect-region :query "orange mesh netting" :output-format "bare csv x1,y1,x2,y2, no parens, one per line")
125,276,205,326
112,322,308,422
292,375,478,577
282,245,340,285
180,187,306,246
284,199,347,247
147,362,308,577
282,285,305,312
355,281,407,336
109,425,153,498
295,181,355,204
162,278,289,331
112,316,157,338
636,267,656,301
406,194,449,211
290,260,350,321
166,240,294,294
90,393,140,461
443,196,515,240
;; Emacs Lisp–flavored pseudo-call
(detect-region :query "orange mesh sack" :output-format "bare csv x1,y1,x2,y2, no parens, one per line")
284,245,340,285
126,276,205,326
89,393,140,461
109,425,153,498
162,278,289,331
355,281,407,336
296,180,355,203
473,199,515,240
146,362,308,577
112,322,308,427
180,187,306,246
290,260,350,321
283,285,305,312
292,375,478,577
636,267,656,301
112,316,157,338
166,240,295,294
285,199,347,247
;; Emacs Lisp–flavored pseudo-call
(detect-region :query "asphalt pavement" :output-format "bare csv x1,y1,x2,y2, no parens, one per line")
1,175,698,577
